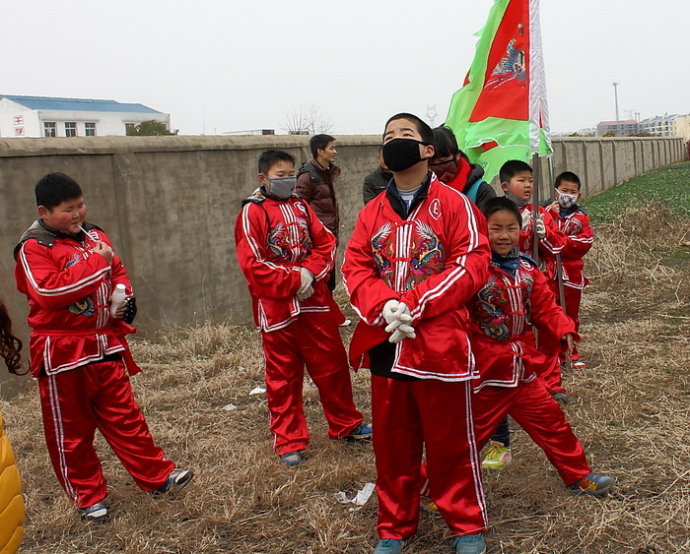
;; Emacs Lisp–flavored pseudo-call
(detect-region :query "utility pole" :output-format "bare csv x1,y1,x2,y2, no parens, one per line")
426,105,438,127
612,82,620,121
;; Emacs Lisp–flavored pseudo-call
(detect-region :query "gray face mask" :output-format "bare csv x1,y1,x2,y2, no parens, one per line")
505,191,530,209
267,176,296,199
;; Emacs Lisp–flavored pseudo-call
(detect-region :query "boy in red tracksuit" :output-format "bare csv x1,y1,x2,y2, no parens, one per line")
234,149,370,468
420,198,612,514
14,173,192,524
499,160,569,401
343,113,491,554
544,171,595,370
499,159,567,262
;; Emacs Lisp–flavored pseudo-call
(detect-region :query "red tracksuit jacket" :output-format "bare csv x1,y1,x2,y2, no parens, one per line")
544,205,595,289
234,193,338,332
467,256,576,392
342,174,491,381
14,221,136,377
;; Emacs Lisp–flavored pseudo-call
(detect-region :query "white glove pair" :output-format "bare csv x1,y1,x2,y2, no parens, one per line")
521,211,546,239
382,299,416,344
297,268,314,301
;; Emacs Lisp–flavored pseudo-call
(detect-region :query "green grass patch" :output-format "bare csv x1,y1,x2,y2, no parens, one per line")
583,161,690,224
658,246,690,269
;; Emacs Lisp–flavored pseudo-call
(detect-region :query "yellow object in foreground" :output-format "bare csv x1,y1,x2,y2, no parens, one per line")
0,411,24,554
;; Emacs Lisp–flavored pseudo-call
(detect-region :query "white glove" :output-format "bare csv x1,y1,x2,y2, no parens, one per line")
297,268,314,300
389,323,416,343
298,268,314,293
382,301,416,343
535,215,546,239
521,210,532,231
384,303,411,332
382,299,402,325
297,285,314,301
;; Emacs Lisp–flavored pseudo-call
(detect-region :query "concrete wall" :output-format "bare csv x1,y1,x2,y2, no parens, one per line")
1,135,686,340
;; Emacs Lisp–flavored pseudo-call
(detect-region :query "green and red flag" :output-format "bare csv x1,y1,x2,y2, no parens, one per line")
445,0,552,182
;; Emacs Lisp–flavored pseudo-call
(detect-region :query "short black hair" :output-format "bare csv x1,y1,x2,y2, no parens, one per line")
499,160,533,183
35,173,83,209
309,134,335,159
554,171,581,190
431,126,470,162
258,149,295,174
481,196,522,226
432,126,459,159
384,113,434,146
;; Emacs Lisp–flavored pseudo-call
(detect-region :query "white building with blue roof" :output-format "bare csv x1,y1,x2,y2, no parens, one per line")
0,95,170,138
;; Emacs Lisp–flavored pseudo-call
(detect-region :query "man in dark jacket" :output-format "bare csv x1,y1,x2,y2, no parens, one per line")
296,134,341,293
362,147,393,204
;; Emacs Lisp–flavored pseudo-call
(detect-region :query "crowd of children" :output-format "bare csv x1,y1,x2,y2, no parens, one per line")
0,113,607,554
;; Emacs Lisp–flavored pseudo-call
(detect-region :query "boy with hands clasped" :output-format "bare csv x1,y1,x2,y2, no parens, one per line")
343,113,491,554
234,150,370,468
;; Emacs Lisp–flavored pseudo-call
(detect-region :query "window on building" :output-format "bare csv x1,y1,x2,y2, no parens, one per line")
125,123,136,135
84,122,96,137
65,122,77,137
44,122,57,137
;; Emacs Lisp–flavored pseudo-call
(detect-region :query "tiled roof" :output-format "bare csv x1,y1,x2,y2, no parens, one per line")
0,95,162,114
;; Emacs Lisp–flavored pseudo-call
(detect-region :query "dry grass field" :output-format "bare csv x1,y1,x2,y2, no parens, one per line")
2,171,689,553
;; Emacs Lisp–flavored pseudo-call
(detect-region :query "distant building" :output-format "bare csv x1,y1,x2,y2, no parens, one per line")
0,94,170,138
596,120,639,137
223,129,275,136
639,114,690,141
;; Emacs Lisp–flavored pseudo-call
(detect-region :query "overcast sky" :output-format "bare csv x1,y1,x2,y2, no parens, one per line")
3,0,688,135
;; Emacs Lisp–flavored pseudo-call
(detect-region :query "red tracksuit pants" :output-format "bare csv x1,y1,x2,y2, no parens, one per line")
372,374,487,540
473,378,591,485
38,359,174,509
260,311,363,455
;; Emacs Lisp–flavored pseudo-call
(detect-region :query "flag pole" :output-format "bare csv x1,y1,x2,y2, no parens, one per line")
531,153,540,262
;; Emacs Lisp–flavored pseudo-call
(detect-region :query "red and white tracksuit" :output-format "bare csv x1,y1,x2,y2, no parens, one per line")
342,174,491,539
234,194,362,455
518,203,569,391
469,259,590,484
544,205,595,363
14,222,174,509
421,258,590,496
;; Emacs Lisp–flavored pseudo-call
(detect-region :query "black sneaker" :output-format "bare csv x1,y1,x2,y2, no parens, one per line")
551,391,569,406
279,450,304,467
569,472,614,496
152,468,194,496
81,501,109,524
344,422,373,442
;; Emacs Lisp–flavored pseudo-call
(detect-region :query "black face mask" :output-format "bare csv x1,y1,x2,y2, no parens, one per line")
382,138,428,172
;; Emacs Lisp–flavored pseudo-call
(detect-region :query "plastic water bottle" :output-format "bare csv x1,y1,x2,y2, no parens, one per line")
110,284,127,318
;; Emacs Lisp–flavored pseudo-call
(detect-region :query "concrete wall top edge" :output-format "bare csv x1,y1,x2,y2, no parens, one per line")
0,134,387,157
1,135,683,158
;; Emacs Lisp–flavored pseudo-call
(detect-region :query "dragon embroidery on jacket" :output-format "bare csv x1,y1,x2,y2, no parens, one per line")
371,221,447,290
266,217,312,263
68,297,95,317
371,223,394,287
407,221,446,289
476,277,510,340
